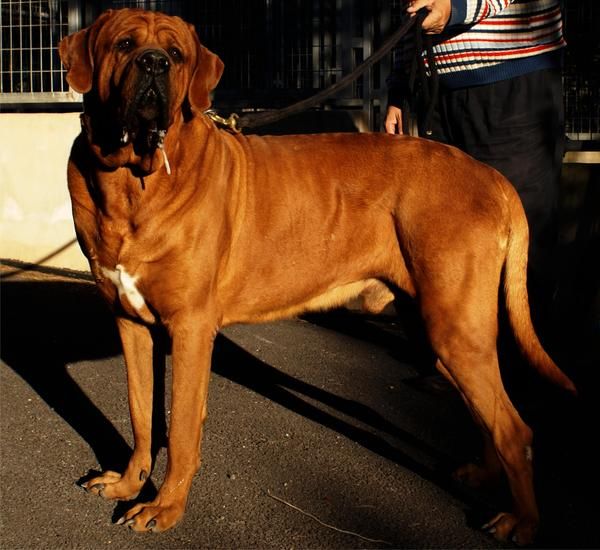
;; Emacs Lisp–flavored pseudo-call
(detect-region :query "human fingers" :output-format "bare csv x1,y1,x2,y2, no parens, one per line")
384,106,403,135
408,0,451,33
406,0,433,16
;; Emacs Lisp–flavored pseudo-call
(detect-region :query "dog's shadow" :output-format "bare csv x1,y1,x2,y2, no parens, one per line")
1,276,129,468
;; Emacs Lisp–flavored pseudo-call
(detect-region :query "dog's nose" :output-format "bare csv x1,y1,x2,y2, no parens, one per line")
137,50,170,75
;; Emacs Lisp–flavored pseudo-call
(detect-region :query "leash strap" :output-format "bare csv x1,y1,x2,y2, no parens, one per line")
408,13,438,136
241,10,427,131
208,9,432,133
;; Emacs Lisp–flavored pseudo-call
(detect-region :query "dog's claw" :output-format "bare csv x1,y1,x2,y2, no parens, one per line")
116,516,126,525
89,483,105,492
146,519,157,530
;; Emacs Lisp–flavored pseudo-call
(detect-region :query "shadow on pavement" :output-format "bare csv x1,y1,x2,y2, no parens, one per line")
211,336,492,516
1,278,130,471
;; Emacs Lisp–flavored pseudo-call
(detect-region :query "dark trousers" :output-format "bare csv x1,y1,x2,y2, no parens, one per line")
417,68,565,313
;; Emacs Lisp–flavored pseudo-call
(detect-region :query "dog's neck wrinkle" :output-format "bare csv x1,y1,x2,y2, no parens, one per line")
88,146,191,231
91,167,146,222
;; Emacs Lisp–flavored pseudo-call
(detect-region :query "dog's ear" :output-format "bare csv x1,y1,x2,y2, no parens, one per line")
59,28,93,93
58,10,113,94
188,35,224,113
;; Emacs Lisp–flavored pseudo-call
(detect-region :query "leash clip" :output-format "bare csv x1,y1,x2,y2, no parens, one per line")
205,110,241,133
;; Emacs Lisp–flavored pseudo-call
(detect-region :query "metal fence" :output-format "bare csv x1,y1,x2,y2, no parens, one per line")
0,0,79,103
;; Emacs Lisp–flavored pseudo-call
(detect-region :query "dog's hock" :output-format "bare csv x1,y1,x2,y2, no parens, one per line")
101,264,146,311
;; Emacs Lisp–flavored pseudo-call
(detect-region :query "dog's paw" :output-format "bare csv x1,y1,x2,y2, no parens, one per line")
482,512,537,546
82,470,145,501
117,498,185,532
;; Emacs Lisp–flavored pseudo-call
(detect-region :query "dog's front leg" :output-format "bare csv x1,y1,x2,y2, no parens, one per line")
119,313,216,532
85,317,154,500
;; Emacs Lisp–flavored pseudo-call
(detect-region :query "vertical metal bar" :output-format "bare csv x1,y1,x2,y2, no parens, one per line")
265,0,274,92
39,0,44,92
38,2,42,92
339,0,352,91
19,0,24,92
0,0,3,93
59,0,64,91
9,0,13,92
31,0,34,93
335,0,341,85
29,0,34,92
362,0,373,128
68,0,81,34
50,0,55,92
312,0,320,89
322,0,332,88
68,0,82,97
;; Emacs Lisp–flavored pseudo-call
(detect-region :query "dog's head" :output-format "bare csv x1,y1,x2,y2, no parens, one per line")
59,8,223,170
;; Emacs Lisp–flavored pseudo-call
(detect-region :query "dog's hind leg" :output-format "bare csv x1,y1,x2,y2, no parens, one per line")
435,359,503,488
418,272,538,545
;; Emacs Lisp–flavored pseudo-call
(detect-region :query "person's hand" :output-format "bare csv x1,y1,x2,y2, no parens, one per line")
385,106,403,135
407,0,452,34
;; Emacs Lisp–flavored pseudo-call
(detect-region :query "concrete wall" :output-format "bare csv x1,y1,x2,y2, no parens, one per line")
0,112,89,271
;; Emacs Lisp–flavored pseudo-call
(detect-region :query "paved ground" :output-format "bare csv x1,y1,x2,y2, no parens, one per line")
1,264,598,549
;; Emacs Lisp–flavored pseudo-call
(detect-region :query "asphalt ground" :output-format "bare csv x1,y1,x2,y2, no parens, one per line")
1,264,598,549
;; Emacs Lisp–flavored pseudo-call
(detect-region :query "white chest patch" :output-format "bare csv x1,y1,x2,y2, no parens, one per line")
101,264,146,311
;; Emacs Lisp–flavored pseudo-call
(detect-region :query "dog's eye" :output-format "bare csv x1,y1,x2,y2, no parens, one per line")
116,38,134,52
168,47,183,62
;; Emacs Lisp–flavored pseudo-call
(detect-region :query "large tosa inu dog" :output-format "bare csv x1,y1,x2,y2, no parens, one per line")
59,8,576,544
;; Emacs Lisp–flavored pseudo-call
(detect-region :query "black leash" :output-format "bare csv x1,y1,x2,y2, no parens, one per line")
208,8,437,133
408,11,439,136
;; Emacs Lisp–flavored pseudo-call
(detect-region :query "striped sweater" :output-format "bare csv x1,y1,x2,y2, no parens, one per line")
388,0,565,96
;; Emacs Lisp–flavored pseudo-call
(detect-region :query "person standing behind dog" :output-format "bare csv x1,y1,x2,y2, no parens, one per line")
385,0,566,321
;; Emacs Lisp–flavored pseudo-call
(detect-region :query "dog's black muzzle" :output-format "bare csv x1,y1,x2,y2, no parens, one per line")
122,49,171,149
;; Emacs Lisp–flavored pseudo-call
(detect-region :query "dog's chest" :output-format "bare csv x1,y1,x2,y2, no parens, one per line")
100,263,146,311
87,220,159,323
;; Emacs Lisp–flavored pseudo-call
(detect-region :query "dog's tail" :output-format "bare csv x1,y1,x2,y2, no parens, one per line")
503,187,577,396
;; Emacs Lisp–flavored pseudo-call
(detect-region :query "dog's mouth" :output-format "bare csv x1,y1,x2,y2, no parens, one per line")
137,86,163,122
120,74,171,151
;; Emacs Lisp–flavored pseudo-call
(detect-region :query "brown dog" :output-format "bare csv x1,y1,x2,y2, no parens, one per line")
59,8,575,544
